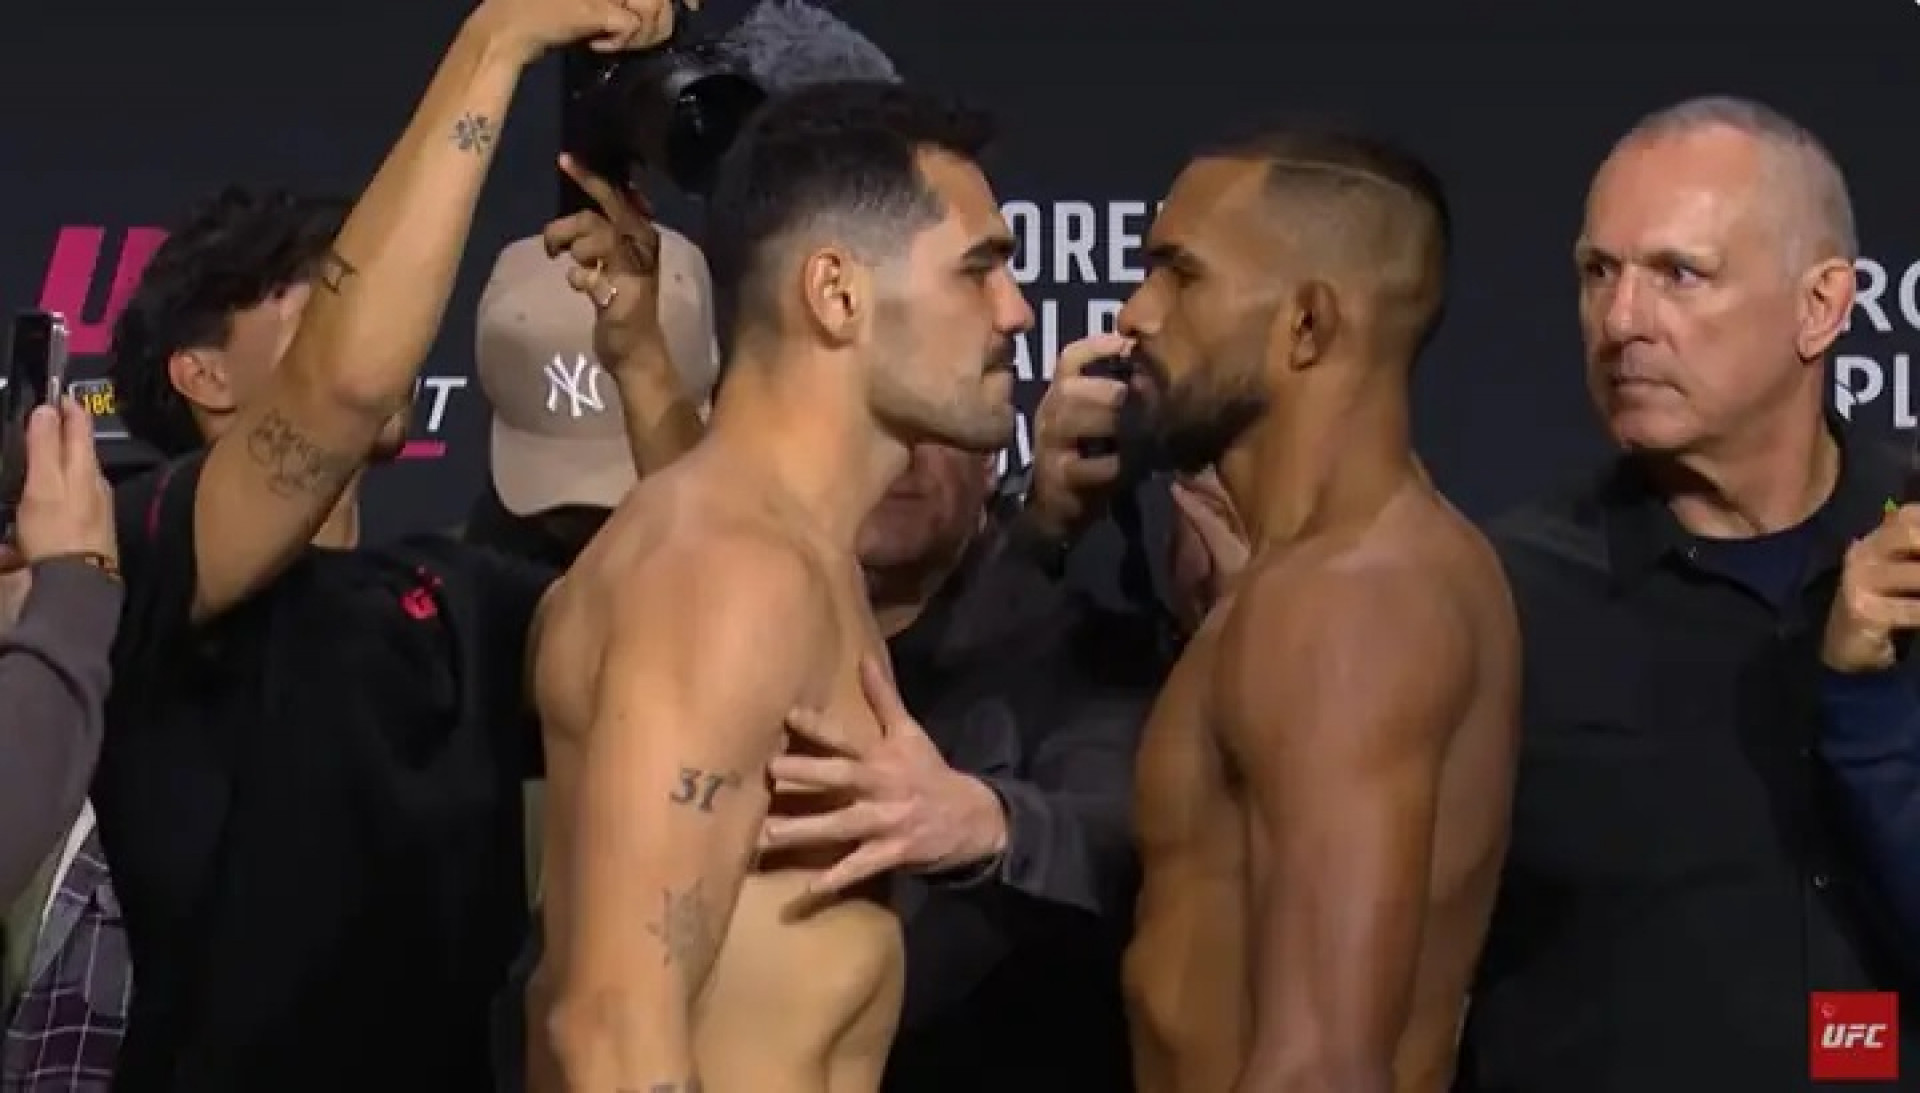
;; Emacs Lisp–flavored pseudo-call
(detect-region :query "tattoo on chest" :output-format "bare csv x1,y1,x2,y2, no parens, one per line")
245,409,358,499
670,768,743,813
317,251,357,294
451,113,497,154
647,880,716,976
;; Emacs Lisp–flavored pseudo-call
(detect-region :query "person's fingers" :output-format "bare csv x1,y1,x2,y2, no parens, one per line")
20,406,61,500
563,230,617,270
1040,380,1127,441
541,211,603,258
557,154,629,223
1053,333,1135,381
805,840,901,898
60,397,98,476
766,754,869,793
1059,454,1123,489
761,803,886,852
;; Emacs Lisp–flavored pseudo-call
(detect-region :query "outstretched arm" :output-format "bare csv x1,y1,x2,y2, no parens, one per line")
187,13,530,622
1220,564,1473,1093
543,539,833,1089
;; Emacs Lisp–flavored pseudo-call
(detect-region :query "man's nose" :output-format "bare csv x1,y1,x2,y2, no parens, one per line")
996,273,1035,335
1118,285,1157,339
1601,272,1647,343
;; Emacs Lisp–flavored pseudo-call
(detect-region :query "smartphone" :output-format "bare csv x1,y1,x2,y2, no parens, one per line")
0,312,69,524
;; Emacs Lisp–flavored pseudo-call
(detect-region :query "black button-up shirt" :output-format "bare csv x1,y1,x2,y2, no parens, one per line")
882,518,1159,1093
1457,426,1920,1093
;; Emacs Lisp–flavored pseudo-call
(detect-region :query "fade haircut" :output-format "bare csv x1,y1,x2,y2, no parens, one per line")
1200,123,1452,351
111,186,347,456
703,79,994,351
1619,95,1856,267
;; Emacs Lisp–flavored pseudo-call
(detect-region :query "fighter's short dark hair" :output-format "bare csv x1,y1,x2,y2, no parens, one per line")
703,79,994,348
111,185,346,456
1201,123,1451,347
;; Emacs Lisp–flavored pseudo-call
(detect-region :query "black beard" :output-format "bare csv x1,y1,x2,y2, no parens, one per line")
1152,389,1266,474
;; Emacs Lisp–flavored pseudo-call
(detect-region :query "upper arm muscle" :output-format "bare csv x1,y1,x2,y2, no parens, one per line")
558,537,833,1000
1219,560,1472,1061
191,374,393,621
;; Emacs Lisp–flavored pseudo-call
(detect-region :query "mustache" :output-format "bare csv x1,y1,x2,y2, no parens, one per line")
1129,348,1172,389
986,339,1016,371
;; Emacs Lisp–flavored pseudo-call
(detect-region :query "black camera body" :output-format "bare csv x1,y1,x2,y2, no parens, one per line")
563,1,767,198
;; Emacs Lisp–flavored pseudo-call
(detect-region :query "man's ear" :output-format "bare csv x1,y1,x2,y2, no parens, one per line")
167,349,237,414
1272,280,1341,372
800,247,870,346
1796,256,1855,362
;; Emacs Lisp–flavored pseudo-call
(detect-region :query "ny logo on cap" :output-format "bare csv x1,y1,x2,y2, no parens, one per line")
545,354,607,419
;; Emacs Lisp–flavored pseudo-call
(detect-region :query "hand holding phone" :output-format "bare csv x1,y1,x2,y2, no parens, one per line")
1,312,71,524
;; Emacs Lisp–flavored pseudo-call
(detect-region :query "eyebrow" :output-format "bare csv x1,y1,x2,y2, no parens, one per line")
961,234,1017,266
1573,241,1716,269
1145,241,1204,273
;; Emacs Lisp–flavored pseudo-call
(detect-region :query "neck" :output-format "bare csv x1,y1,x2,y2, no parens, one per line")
705,353,909,549
1217,367,1415,545
1654,389,1836,538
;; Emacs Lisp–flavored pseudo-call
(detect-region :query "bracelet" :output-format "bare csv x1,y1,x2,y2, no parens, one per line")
42,551,121,582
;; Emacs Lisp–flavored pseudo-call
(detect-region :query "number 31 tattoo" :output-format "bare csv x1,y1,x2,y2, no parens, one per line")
671,767,742,813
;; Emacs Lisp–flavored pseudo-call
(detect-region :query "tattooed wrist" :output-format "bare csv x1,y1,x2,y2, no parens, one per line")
451,112,497,154
246,409,359,499
670,767,742,813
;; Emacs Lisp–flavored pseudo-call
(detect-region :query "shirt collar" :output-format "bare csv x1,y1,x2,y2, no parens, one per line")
1602,413,1906,590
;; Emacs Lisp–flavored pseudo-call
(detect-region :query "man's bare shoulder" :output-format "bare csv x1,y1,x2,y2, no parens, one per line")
1216,531,1470,695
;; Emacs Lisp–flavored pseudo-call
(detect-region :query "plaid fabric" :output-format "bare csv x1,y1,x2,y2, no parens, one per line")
1,830,130,1091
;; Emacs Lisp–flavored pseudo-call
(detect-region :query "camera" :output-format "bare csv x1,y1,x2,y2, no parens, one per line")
563,0,768,197
0,311,69,524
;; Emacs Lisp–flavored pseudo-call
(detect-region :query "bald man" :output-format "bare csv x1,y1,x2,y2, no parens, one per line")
1462,98,1897,1093
1117,130,1521,1093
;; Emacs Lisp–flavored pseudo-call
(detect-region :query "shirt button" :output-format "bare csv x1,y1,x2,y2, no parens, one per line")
1813,872,1832,890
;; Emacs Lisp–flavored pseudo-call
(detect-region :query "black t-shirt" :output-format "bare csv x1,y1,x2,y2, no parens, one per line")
100,453,553,1092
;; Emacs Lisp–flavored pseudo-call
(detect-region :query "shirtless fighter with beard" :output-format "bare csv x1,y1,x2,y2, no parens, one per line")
526,81,1028,1093
1114,129,1521,1093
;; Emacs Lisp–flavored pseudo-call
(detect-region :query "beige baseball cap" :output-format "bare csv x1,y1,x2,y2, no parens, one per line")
475,228,719,515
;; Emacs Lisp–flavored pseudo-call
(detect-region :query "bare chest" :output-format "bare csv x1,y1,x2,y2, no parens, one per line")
1132,621,1241,860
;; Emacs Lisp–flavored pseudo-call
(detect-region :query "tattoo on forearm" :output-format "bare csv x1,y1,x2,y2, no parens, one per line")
451,113,497,154
245,410,359,499
317,251,356,294
670,767,743,813
646,880,718,979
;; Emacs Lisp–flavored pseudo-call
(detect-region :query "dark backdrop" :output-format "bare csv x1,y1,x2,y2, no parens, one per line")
2,0,1915,537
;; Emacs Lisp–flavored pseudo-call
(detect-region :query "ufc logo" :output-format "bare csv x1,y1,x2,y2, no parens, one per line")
1811,992,1900,1081
1821,1022,1890,1050
38,226,167,356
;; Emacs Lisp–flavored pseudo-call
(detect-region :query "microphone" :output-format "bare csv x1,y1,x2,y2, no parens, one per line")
713,0,901,92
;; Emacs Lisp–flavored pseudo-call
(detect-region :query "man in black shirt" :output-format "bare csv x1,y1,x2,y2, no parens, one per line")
1458,96,1916,1092
96,3,691,1088
749,440,1153,1092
